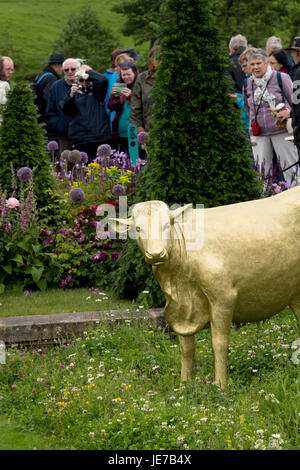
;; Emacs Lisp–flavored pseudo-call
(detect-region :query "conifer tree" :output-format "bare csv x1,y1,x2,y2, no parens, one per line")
110,0,259,306
0,82,55,209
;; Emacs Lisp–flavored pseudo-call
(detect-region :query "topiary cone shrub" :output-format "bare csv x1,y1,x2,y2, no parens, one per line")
110,0,261,307
0,82,56,210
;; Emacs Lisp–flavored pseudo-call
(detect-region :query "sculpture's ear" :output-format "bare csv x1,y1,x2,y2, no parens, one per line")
108,217,133,234
170,204,193,224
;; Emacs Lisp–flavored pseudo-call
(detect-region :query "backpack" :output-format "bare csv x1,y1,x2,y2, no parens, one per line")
243,72,285,102
31,72,55,116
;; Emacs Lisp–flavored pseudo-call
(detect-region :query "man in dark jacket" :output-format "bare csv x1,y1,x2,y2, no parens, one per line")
227,34,247,94
285,37,300,82
33,53,65,132
60,66,111,161
46,58,80,152
292,64,300,160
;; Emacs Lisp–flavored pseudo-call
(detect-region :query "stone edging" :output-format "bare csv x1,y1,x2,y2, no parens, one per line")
0,308,167,345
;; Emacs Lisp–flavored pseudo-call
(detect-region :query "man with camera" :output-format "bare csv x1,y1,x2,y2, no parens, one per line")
60,65,111,161
46,58,81,153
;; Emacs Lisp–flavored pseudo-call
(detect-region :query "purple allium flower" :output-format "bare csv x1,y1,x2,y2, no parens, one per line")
112,183,126,196
47,140,59,151
112,251,120,261
97,144,112,158
68,150,82,163
69,187,85,202
11,384,17,390
61,150,70,161
80,152,89,164
137,131,149,145
24,290,30,296
17,166,33,182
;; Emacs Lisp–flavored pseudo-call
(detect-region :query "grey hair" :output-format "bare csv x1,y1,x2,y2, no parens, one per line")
229,34,248,51
265,36,282,51
247,48,269,63
2,56,13,63
62,58,82,69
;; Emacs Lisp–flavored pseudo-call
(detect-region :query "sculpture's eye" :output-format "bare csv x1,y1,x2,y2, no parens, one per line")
136,226,141,233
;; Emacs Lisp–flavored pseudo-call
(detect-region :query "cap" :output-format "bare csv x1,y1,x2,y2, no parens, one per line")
285,37,300,52
46,53,66,64
120,47,142,60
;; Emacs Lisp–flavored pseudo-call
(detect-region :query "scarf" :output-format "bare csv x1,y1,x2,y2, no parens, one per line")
253,66,276,108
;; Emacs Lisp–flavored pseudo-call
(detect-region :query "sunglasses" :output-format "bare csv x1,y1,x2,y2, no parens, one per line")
78,78,90,83
64,67,76,72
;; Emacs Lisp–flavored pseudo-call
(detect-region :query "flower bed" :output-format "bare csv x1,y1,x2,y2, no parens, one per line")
0,143,147,293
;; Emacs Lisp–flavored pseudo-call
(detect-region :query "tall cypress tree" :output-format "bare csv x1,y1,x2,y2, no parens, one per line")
0,82,55,209
110,0,259,306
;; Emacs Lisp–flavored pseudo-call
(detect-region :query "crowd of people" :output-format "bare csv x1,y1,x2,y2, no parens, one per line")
228,34,300,187
1,35,300,185
0,46,160,162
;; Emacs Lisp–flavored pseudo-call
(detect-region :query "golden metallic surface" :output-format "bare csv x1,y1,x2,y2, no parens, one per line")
110,190,300,387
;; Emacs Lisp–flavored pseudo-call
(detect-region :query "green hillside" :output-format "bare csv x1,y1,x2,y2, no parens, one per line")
0,0,148,80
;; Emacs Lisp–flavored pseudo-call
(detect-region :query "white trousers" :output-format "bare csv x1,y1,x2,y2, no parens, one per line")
251,132,300,186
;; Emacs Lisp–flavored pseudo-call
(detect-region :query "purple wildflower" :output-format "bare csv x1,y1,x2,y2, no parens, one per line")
97,144,112,158
68,150,82,163
60,276,72,287
47,140,59,151
17,167,33,182
112,184,126,196
92,251,109,263
69,187,85,202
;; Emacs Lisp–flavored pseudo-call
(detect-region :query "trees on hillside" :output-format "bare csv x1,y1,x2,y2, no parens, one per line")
110,0,259,306
53,7,115,72
115,0,300,49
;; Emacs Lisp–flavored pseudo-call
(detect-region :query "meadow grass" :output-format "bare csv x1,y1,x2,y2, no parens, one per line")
0,0,148,79
0,287,137,317
0,414,64,450
0,309,299,450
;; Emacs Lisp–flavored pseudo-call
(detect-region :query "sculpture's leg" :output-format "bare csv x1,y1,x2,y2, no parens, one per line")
210,312,232,388
290,298,300,334
178,335,195,383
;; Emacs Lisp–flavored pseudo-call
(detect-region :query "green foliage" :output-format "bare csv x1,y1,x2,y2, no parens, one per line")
0,82,55,209
210,0,300,48
53,7,117,72
111,0,162,46
110,0,260,305
115,0,300,50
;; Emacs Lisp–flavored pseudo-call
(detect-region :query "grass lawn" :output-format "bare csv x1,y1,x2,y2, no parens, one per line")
0,310,299,450
0,287,138,317
0,0,148,79
0,414,64,450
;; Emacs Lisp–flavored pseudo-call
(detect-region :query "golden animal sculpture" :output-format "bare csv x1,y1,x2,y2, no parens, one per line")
110,189,300,387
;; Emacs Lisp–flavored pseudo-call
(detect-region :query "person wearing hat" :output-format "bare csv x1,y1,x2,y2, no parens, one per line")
32,53,65,132
120,47,142,62
285,37,300,81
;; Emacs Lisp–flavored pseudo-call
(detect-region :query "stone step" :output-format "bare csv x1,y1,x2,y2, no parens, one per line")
0,308,166,346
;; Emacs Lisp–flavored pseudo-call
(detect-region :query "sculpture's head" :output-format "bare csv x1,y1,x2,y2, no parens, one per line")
109,201,193,266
